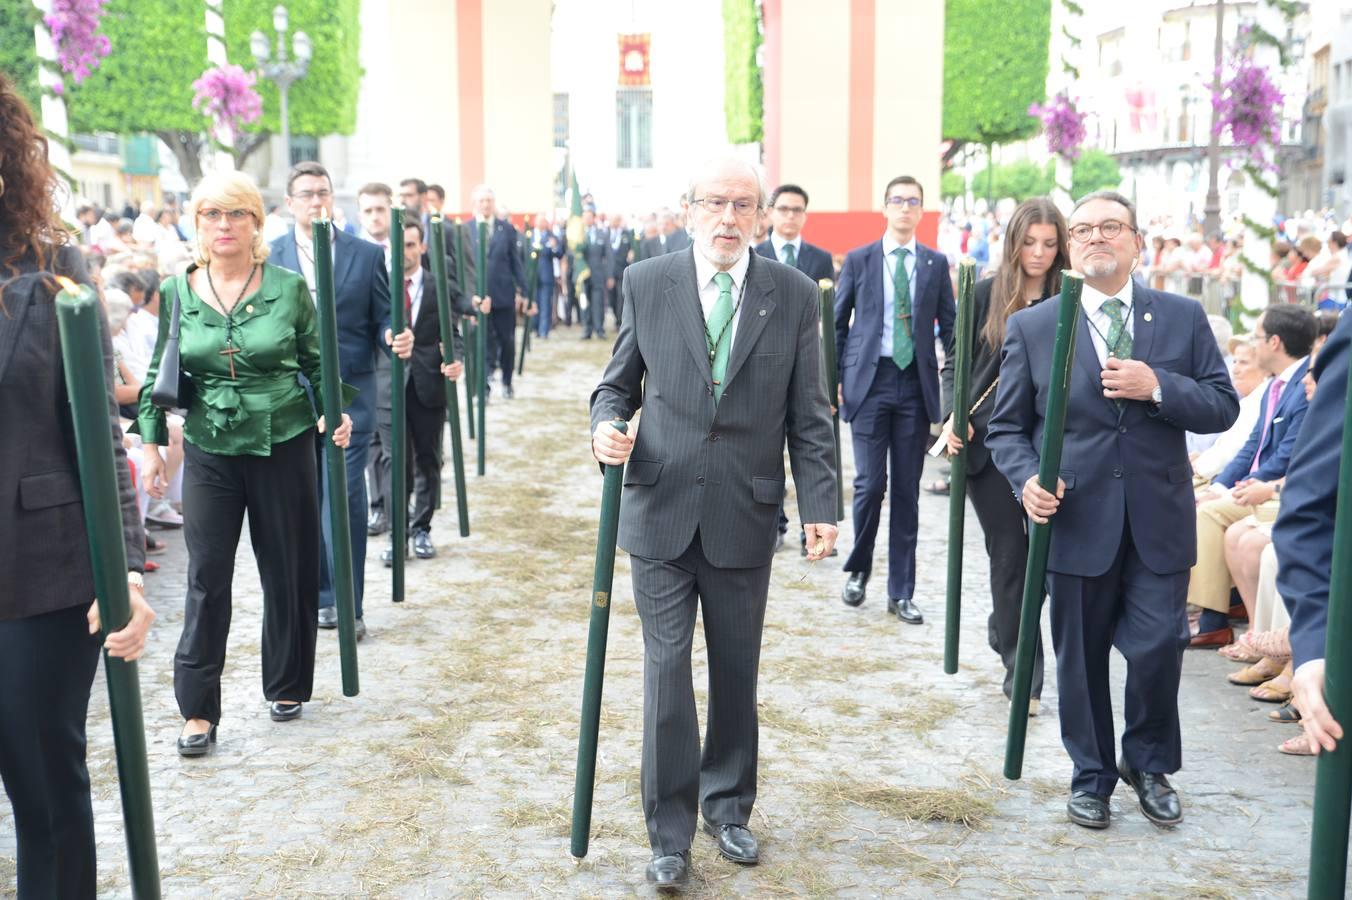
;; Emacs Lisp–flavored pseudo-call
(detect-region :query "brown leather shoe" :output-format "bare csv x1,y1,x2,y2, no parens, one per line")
1227,602,1249,622
1188,627,1233,648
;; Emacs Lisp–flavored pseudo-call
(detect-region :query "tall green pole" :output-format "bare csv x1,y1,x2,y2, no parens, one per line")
388,208,408,603
1308,348,1352,899
818,280,845,522
1004,270,1083,780
571,420,628,859
313,215,360,697
518,238,536,377
430,216,471,538
55,281,162,900
945,259,978,675
456,220,475,441
476,220,488,476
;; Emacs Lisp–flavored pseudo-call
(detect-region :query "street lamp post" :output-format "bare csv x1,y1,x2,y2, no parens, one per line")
251,5,311,177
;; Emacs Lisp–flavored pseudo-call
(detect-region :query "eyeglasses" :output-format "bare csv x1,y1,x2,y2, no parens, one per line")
1068,220,1135,243
691,196,760,217
291,189,333,202
772,204,806,216
885,196,923,209
199,209,254,224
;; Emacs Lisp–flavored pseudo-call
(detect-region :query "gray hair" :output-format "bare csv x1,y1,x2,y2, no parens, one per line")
104,288,133,331
1070,190,1137,231
1206,314,1233,356
685,157,769,211
471,184,495,201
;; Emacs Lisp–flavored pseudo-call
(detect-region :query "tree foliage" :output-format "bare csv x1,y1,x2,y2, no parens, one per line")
723,0,762,144
0,3,43,115
940,170,966,201
942,0,1051,146
1070,149,1121,200
972,160,1056,203
222,0,361,138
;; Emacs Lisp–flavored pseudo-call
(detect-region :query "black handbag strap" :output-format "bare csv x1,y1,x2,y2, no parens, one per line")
167,274,186,340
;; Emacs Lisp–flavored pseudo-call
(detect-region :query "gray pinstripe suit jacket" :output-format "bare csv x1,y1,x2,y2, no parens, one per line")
590,247,837,569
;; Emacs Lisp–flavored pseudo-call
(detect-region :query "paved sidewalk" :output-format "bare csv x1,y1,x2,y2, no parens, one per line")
1,332,1315,898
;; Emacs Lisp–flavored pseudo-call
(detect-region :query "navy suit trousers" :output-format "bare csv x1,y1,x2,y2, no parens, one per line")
844,359,930,600
318,430,371,618
1047,515,1189,795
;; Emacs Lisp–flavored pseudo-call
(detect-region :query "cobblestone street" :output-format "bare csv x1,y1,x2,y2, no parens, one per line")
1,334,1315,898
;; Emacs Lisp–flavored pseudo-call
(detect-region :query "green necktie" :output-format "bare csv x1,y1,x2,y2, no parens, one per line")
782,243,797,267
1102,297,1132,359
892,247,914,370
708,271,735,402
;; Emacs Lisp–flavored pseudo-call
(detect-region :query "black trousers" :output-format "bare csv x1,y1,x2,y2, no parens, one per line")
176,430,320,723
0,603,101,899
367,426,387,515
483,307,516,387
1048,516,1190,795
965,459,1043,700
376,385,445,536
629,532,772,855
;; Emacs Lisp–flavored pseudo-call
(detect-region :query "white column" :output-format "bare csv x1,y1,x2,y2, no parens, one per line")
32,0,75,219
204,0,235,172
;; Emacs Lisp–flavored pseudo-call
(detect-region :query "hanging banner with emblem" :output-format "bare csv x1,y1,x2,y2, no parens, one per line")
618,33,651,86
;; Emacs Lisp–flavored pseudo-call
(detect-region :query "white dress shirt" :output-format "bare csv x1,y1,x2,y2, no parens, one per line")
880,233,918,359
1080,277,1136,365
770,232,802,264
406,267,425,325
693,245,751,353
361,230,392,270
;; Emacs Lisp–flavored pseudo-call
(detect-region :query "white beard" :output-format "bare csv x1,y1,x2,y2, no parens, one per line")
1081,256,1120,280
695,226,748,267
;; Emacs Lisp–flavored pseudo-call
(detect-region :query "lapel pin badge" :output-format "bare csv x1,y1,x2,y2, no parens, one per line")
246,304,254,314
759,309,767,316
1144,312,1153,322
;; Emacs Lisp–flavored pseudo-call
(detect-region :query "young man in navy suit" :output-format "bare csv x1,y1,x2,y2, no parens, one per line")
987,191,1238,830
468,185,528,398
1188,304,1315,646
756,183,837,554
272,162,413,641
835,176,955,625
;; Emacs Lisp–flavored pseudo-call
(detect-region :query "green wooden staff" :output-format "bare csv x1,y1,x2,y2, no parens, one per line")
476,220,488,476
818,280,845,522
571,420,628,859
1004,270,1082,779
55,280,162,899
456,219,476,441
945,259,978,675
1308,347,1352,899
313,215,360,697
430,216,471,538
388,208,408,602
518,239,535,377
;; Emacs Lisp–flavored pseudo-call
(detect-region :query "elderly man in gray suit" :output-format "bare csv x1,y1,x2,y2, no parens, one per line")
591,157,838,890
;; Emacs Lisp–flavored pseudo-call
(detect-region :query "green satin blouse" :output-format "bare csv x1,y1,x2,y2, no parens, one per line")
136,263,354,456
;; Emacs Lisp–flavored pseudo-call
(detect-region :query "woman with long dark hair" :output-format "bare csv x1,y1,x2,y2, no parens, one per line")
0,72,155,897
942,197,1070,715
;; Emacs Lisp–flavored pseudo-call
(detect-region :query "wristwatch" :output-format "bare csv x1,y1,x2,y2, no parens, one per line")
127,571,145,589
1150,385,1162,405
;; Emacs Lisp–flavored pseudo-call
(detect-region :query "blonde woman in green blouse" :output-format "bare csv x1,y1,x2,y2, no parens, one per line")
137,171,353,757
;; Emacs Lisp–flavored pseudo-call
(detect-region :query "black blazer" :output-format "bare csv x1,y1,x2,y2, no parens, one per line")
376,268,467,411
467,218,528,309
0,246,144,621
754,238,835,285
940,277,1041,475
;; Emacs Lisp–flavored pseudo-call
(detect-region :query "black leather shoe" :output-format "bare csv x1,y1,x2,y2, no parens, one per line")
702,820,759,864
317,607,337,629
842,571,868,607
381,542,412,568
1119,759,1183,826
887,597,924,624
176,723,217,758
644,851,689,890
367,510,388,536
1066,791,1111,829
270,701,303,722
355,618,367,642
504,384,515,399
413,529,436,559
